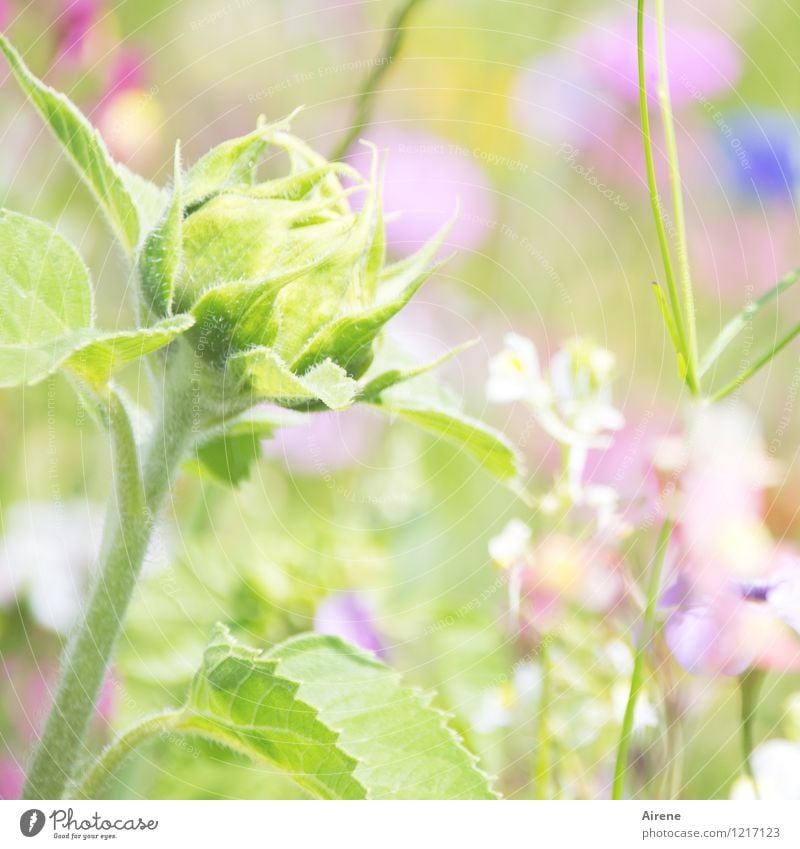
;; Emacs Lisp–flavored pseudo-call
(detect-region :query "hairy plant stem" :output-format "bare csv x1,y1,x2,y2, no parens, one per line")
74,710,183,799
23,342,197,800
612,519,673,800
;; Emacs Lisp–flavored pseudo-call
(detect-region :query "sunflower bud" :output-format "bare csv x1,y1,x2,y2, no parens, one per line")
137,121,444,411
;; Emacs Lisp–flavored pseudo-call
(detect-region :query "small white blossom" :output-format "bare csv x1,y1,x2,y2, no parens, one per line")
488,519,532,569
487,333,550,407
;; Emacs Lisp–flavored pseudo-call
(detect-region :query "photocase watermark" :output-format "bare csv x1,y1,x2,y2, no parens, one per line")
18,807,159,837
556,143,631,211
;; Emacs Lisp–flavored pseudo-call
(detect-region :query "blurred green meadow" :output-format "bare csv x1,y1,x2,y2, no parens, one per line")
2,0,800,800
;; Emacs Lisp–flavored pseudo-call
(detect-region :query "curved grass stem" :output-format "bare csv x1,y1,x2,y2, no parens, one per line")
612,519,673,799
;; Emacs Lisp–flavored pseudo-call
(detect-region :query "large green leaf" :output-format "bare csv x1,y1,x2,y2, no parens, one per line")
0,35,142,253
182,626,364,799
370,378,524,485
0,209,193,387
178,625,496,799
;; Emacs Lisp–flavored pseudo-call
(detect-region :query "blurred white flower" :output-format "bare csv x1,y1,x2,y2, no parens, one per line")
471,664,541,735
549,339,624,443
486,333,550,407
730,739,800,800
0,500,170,634
488,518,532,569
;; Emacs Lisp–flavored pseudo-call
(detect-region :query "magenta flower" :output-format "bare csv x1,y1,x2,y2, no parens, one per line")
314,592,386,658
55,0,101,64
346,127,497,257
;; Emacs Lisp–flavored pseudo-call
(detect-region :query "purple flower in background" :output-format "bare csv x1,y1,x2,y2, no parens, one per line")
0,1,10,32
314,592,386,657
511,12,740,157
346,127,497,257
573,15,740,108
719,111,800,201
264,406,379,476
663,556,800,676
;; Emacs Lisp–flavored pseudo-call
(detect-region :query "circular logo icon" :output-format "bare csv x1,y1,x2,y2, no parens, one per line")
19,809,46,837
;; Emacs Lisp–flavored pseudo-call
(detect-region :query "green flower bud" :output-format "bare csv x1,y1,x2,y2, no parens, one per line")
137,121,445,412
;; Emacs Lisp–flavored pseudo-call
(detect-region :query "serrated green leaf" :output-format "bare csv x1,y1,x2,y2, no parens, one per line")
268,634,498,799
0,35,142,253
236,349,358,410
182,625,365,799
176,626,496,799
138,143,183,317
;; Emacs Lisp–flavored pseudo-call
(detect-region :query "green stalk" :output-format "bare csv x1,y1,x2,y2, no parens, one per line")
532,639,552,799
612,519,673,799
331,0,424,161
23,343,196,800
739,669,765,797
636,0,698,395
73,710,183,800
709,319,800,402
654,0,700,391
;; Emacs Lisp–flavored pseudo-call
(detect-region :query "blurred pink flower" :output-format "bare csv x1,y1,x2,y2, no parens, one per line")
512,12,740,184
664,551,800,676
346,127,497,257
657,405,800,675
0,1,10,31
55,0,101,64
265,406,379,476
519,534,623,632
314,592,386,657
573,15,740,108
95,49,164,168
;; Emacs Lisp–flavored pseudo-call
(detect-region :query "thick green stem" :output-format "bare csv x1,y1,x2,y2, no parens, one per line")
23,343,196,799
612,519,673,800
74,710,183,800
